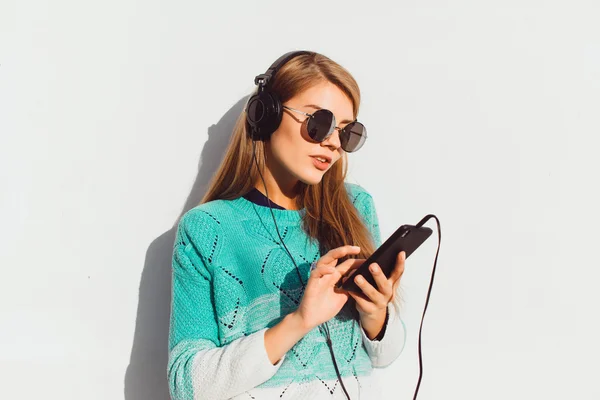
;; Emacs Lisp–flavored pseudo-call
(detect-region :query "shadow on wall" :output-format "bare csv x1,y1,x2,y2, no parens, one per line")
124,96,249,400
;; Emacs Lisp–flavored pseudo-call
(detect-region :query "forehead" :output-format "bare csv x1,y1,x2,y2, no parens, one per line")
289,82,354,119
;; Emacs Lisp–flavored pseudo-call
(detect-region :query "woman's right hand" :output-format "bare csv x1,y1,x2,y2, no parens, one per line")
293,245,363,331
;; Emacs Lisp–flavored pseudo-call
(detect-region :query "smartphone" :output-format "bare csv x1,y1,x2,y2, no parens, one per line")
337,224,433,293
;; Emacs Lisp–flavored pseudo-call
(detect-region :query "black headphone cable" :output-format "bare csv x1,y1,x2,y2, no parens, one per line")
410,214,442,400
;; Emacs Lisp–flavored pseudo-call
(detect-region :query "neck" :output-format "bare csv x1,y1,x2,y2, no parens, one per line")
254,161,302,211
254,179,301,210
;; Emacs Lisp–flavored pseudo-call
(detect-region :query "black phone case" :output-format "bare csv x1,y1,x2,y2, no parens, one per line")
338,224,433,293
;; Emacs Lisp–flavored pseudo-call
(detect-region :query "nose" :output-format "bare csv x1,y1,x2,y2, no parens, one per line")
321,128,342,151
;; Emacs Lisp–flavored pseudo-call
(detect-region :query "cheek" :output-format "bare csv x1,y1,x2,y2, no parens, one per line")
273,119,309,153
270,129,312,172
276,117,301,142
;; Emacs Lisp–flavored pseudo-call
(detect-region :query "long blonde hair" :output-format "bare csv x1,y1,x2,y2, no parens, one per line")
201,52,403,313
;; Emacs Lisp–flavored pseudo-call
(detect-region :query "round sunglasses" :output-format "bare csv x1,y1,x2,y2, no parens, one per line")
282,105,367,153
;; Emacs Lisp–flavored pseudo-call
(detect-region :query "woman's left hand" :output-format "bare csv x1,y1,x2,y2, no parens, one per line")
348,251,406,335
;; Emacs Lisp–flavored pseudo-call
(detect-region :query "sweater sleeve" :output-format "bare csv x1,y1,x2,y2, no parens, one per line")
351,185,408,367
359,302,407,367
167,210,285,400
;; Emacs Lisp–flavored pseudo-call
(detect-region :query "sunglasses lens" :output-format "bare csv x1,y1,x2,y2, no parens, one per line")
340,122,367,152
306,109,335,141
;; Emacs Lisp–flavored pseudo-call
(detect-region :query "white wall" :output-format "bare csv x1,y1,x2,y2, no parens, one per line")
1,0,599,399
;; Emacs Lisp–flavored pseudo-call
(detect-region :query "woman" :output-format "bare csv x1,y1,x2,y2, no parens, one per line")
168,51,407,400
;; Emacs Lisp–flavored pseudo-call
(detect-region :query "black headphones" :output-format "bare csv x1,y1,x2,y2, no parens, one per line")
245,50,314,141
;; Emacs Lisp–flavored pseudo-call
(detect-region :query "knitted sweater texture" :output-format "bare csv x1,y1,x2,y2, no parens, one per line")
167,183,407,399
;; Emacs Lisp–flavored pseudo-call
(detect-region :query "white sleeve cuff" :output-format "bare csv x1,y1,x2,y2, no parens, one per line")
359,304,407,368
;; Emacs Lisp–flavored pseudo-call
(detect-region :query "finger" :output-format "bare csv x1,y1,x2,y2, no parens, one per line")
390,279,400,301
333,258,365,287
388,251,406,283
318,245,361,265
309,265,335,279
354,274,385,305
369,263,393,298
336,258,365,277
348,291,376,313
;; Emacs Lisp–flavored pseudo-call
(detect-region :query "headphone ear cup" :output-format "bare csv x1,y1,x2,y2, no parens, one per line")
245,91,283,141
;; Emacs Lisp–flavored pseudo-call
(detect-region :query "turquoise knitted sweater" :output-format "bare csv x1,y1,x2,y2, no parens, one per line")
167,183,407,399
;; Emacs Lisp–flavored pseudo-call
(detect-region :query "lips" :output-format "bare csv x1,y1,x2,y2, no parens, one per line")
311,155,331,171
310,154,332,163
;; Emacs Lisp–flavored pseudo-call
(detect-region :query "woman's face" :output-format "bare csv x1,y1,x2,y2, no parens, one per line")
266,81,355,187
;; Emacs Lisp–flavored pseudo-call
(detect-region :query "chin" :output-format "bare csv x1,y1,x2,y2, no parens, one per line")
301,177,323,186
286,158,335,186
295,170,326,186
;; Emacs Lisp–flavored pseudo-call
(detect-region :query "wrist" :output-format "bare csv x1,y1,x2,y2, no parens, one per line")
264,311,312,365
361,307,387,322
360,307,387,340
288,311,313,336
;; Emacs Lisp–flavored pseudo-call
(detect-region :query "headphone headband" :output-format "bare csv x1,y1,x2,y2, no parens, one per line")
254,50,313,90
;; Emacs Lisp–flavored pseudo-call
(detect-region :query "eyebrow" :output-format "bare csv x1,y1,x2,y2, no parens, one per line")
303,104,354,125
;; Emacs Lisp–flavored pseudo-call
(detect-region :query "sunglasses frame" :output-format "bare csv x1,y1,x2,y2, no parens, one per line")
282,105,367,152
